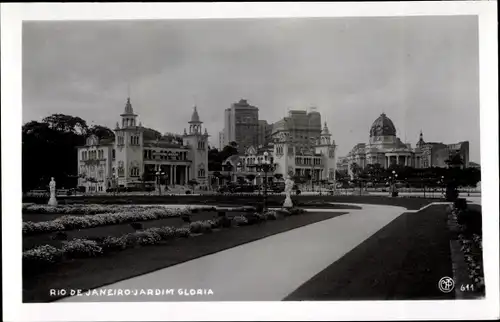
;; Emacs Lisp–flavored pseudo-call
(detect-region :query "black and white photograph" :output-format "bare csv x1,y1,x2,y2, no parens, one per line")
2,2,498,321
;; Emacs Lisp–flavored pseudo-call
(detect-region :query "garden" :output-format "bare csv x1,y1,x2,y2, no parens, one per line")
22,202,346,302
447,198,484,298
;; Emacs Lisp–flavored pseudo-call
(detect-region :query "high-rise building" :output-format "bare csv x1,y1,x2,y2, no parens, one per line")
218,131,225,150
223,99,259,150
257,120,273,147
270,108,322,148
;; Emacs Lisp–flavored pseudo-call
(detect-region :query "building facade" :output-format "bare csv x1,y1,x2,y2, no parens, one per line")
222,122,337,184
343,113,470,178
77,98,209,192
218,131,225,150
257,120,273,147
270,108,322,150
223,99,259,150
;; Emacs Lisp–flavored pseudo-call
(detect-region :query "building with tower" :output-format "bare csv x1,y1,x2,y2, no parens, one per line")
221,121,337,185
76,98,209,192
341,113,470,179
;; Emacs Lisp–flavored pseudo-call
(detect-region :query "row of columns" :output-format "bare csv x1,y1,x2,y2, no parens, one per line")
157,164,190,185
295,168,324,180
385,155,412,167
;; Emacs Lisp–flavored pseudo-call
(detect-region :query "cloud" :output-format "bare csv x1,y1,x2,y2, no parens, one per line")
22,16,480,161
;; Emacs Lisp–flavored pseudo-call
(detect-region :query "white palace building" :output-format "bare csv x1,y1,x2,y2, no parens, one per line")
77,98,209,192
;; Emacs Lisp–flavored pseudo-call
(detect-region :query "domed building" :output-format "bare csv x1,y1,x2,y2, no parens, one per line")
345,113,423,177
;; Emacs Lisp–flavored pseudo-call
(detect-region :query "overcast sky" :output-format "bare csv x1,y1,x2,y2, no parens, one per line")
23,16,480,161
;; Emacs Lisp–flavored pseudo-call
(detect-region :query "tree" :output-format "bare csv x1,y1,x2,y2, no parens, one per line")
88,125,115,140
188,179,199,191
273,173,283,181
42,114,88,135
350,162,360,179
446,154,464,168
22,116,87,192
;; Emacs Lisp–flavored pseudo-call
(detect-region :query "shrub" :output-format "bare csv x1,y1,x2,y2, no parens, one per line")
135,231,162,246
201,221,213,233
244,213,262,225
101,236,127,252
174,227,190,238
189,221,203,234
61,239,103,259
23,244,63,265
232,215,248,226
23,207,191,235
264,210,278,221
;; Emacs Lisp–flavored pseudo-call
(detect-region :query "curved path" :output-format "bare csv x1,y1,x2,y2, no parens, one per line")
59,202,412,302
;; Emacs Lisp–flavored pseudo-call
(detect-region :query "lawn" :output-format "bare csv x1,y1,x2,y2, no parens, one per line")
23,210,347,303
285,205,458,301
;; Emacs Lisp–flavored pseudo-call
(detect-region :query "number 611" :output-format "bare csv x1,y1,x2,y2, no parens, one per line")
460,284,474,292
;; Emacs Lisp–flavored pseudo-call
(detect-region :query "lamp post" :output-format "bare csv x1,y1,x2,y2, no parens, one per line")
391,170,398,197
440,175,445,197
236,161,243,187
258,151,274,211
257,173,261,196
155,167,165,196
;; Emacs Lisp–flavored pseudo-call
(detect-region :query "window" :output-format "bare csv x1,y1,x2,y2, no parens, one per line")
198,169,206,177
130,167,140,177
112,149,116,160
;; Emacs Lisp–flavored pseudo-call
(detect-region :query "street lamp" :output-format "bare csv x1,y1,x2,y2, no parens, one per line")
258,151,274,211
155,167,166,195
236,161,243,185
257,173,261,196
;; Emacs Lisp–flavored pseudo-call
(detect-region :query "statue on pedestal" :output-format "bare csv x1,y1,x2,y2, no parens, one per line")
48,177,58,206
283,175,294,208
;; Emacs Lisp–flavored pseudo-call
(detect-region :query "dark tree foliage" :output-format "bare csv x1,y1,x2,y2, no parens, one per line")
208,145,239,171
88,125,115,140
22,114,112,192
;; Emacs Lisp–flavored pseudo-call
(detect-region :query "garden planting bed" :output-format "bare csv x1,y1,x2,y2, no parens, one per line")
26,195,438,210
22,211,247,250
447,201,484,299
23,209,346,303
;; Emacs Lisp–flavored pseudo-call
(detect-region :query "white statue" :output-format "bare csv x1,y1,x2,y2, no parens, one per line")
48,177,58,206
283,175,294,208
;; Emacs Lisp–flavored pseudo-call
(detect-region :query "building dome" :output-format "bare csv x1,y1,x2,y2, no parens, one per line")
369,113,396,137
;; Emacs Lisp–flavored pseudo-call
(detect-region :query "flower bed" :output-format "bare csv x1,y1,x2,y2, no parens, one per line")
23,207,308,270
23,207,192,236
448,201,484,292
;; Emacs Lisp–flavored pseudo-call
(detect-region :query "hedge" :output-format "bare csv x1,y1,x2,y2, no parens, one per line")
23,207,192,236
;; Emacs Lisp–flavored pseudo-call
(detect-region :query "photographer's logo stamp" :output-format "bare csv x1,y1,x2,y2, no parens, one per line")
438,276,455,293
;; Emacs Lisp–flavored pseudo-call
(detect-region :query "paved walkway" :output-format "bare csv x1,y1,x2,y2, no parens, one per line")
59,203,408,302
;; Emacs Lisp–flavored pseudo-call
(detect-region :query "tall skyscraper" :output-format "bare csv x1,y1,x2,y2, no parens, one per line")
223,99,259,150
270,108,322,148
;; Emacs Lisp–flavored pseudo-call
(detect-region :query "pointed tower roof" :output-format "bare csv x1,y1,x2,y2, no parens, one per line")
321,122,331,136
121,97,137,116
189,106,201,123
